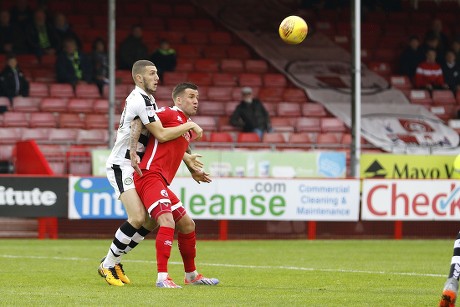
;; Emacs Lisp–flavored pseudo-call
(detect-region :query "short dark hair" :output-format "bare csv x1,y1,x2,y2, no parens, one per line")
131,60,155,80
172,82,198,100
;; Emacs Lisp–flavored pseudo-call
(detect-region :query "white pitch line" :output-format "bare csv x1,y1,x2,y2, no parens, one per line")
0,254,445,278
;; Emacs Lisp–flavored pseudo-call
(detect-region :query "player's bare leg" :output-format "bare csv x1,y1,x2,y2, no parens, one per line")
440,231,460,307
176,214,219,286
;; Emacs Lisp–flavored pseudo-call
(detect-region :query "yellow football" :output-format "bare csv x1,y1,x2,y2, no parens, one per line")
279,15,308,44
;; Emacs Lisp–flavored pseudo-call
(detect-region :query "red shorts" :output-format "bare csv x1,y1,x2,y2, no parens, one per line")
135,172,186,221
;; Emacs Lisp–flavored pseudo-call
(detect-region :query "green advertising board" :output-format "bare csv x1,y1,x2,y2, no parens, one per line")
361,154,457,179
92,149,347,178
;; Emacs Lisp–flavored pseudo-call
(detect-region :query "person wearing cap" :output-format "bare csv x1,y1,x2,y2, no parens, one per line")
230,86,271,139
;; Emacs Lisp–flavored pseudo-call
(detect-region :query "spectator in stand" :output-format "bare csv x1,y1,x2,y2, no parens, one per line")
414,48,449,92
420,34,445,64
230,87,271,139
399,35,424,82
118,25,148,70
9,0,33,28
451,39,460,65
0,53,29,105
53,12,82,52
0,10,28,55
56,38,92,88
425,18,449,53
91,38,109,95
441,50,460,94
25,9,59,57
150,39,177,80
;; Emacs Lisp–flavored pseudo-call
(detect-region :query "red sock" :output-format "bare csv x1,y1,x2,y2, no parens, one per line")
156,226,175,273
178,231,196,273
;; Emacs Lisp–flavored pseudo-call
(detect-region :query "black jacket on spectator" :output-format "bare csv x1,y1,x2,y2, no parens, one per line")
230,99,271,132
56,51,92,85
118,35,148,70
25,21,59,55
399,47,424,80
0,65,29,99
441,61,460,92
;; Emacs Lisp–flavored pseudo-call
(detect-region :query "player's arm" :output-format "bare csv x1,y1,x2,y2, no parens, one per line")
129,118,143,176
144,120,203,143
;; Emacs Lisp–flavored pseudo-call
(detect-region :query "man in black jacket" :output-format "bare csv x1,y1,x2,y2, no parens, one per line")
56,38,92,87
0,53,29,105
230,87,271,139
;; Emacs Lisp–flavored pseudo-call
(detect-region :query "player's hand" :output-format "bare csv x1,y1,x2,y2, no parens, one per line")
130,152,143,177
191,169,212,184
191,123,203,141
184,153,204,171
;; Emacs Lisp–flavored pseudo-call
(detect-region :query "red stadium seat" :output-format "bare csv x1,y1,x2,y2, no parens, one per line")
212,73,238,87
150,3,173,17
245,60,268,73
409,90,433,106
175,45,201,58
263,74,287,87
32,68,56,83
40,98,68,113
157,31,184,44
191,19,216,32
208,32,233,45
0,127,22,144
288,132,313,145
217,116,236,132
237,132,260,143
174,4,197,17
227,46,251,59
283,88,308,103
432,90,456,105
221,59,244,73
115,70,133,84
316,133,340,145
67,150,92,175
206,87,233,102
430,105,455,121
210,132,234,143
29,82,49,97
59,113,85,129
197,101,226,116
239,73,263,87
77,129,108,145
29,112,57,128
202,46,228,59
175,58,195,72
295,118,321,132
321,117,347,132
270,117,295,132
262,132,286,144
302,103,328,117
67,98,94,113
85,114,109,129
277,103,301,117
390,75,412,90
21,128,49,142
192,116,217,131
184,31,209,45
187,72,213,86
263,102,277,117
166,18,191,31
49,84,75,98
194,59,220,72
93,99,109,113
12,97,41,112
163,72,188,85
258,88,284,102
48,128,78,143
103,84,131,99
3,112,29,127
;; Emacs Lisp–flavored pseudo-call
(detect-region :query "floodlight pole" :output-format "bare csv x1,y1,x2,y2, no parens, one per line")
350,0,361,178
108,0,116,148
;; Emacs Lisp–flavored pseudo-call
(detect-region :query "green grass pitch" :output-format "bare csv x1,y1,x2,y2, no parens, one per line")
0,239,453,306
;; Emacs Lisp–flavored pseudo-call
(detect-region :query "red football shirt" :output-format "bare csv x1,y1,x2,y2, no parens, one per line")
138,106,192,185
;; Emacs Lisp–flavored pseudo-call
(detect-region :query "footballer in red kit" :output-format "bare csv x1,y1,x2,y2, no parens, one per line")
134,82,219,288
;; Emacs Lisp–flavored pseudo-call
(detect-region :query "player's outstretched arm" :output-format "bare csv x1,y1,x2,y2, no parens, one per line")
182,152,211,184
129,118,143,176
145,120,203,143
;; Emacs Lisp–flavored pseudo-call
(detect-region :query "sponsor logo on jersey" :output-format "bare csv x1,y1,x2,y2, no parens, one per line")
146,106,155,117
161,189,169,197
164,240,173,246
177,115,183,123
124,178,133,185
